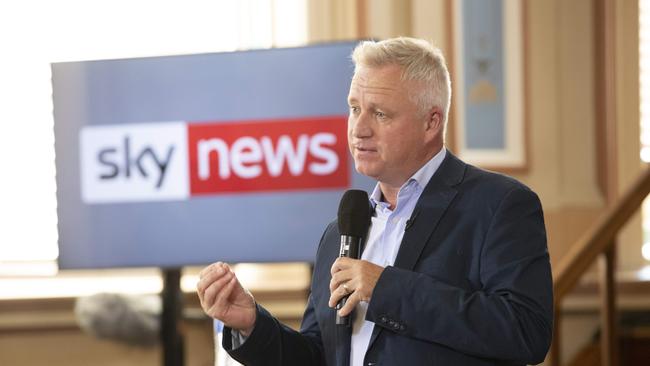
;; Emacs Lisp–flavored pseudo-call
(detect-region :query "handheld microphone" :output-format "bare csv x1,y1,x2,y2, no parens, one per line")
336,189,372,327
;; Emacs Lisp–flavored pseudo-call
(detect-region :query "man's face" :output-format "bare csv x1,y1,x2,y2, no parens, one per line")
347,65,440,187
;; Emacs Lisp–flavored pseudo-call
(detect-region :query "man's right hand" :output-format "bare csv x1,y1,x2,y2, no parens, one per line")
197,262,257,336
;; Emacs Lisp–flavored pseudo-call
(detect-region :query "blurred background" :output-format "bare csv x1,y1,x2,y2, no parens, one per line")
0,0,646,365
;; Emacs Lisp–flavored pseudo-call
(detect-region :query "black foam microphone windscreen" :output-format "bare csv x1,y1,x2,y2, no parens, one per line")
337,189,371,237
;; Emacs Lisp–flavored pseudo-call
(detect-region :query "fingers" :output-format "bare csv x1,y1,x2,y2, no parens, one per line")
328,258,357,308
198,262,236,312
329,257,356,293
197,262,221,293
197,262,231,295
331,282,371,316
328,282,353,308
328,260,385,315
337,290,361,317
200,269,234,311
329,268,353,293
212,274,237,313
198,261,220,278
330,257,353,276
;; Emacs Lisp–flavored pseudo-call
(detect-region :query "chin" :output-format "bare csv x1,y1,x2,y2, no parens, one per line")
354,164,381,180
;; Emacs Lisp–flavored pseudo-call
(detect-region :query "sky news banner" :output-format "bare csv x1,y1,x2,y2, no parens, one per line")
53,42,375,269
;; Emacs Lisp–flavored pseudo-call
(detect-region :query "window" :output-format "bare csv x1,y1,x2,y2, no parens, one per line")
0,0,307,274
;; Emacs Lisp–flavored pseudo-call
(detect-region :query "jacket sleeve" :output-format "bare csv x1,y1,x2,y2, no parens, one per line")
223,298,326,366
222,222,338,366
365,187,553,365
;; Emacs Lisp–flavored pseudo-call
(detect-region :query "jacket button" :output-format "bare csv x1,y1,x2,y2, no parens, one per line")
380,315,388,323
392,322,400,330
399,324,406,331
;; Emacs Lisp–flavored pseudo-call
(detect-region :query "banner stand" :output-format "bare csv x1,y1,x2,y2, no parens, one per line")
162,268,184,366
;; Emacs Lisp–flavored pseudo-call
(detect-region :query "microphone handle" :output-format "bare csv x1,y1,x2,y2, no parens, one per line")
336,235,362,326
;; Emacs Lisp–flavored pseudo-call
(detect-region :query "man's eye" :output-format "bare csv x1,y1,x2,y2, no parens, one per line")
350,106,360,114
375,111,386,119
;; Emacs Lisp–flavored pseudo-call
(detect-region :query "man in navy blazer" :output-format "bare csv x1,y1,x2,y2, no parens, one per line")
197,37,553,366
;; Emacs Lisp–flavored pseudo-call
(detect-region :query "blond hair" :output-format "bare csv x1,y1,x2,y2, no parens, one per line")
351,37,452,128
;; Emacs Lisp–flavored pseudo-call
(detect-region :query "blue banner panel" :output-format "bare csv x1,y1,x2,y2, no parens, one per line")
53,42,375,269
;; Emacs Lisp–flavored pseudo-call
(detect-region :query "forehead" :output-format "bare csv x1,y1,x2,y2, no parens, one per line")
348,65,406,98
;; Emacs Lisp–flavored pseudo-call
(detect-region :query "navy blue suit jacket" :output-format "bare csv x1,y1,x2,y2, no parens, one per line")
224,151,553,365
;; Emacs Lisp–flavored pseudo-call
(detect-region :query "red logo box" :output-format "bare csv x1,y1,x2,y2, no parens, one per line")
188,116,349,195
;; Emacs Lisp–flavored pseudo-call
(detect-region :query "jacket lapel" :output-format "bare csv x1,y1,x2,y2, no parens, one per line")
365,150,466,351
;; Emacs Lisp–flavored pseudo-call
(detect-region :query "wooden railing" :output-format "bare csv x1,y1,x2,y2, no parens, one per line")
550,165,650,366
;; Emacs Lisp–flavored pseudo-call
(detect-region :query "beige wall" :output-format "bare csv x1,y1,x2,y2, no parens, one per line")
518,0,608,268
411,0,448,53
307,0,359,42
616,0,643,271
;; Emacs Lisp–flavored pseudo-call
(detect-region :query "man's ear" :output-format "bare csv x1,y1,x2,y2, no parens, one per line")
424,107,443,139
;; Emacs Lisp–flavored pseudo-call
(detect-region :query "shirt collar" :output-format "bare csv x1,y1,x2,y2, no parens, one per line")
369,147,447,207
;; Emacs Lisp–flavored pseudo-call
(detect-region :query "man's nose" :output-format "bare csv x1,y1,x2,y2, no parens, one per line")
351,112,372,138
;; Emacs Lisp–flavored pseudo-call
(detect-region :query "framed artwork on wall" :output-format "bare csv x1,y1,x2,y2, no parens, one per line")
448,0,528,171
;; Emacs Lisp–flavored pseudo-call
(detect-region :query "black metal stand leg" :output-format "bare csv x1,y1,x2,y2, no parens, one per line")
162,268,184,366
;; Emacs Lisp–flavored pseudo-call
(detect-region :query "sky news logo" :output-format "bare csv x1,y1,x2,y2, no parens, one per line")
80,117,349,204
